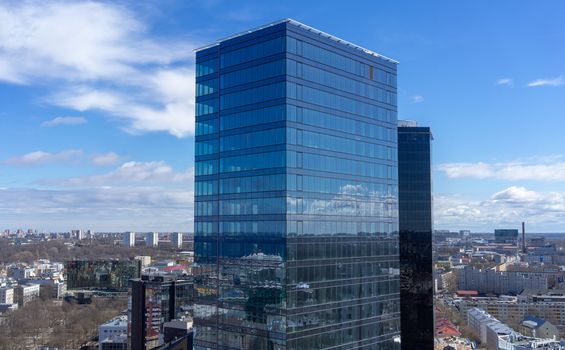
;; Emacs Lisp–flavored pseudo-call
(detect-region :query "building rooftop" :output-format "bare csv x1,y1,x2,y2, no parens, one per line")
100,315,128,327
194,18,399,64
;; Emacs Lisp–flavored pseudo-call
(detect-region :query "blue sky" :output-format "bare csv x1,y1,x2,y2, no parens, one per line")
1,0,564,232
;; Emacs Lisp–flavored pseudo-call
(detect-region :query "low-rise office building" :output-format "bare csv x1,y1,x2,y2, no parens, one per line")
99,315,128,350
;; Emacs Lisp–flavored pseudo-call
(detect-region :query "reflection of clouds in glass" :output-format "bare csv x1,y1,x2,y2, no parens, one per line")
339,184,368,196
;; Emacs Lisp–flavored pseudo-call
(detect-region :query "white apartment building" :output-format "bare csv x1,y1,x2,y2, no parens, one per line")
172,232,183,248
14,284,40,306
146,232,158,247
123,232,135,247
0,287,14,304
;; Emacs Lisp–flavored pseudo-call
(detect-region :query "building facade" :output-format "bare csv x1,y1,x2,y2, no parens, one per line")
172,232,183,248
146,232,159,247
66,260,141,292
495,229,519,244
124,232,136,247
194,19,400,349
0,287,14,304
457,266,548,294
14,284,40,306
129,275,194,350
99,315,128,350
397,123,434,349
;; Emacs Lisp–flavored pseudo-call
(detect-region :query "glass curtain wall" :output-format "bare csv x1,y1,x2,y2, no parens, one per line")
194,20,400,350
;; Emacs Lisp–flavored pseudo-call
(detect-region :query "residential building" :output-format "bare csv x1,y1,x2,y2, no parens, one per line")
468,308,564,350
398,122,433,350
0,287,14,304
129,275,193,350
468,307,499,344
194,18,400,349
171,232,183,248
135,256,153,267
458,266,548,294
99,315,128,350
72,229,83,240
124,231,135,247
520,316,559,340
14,283,40,306
146,232,159,247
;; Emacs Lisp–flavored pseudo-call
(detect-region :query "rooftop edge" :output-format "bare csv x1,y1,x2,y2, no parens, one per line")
194,18,399,64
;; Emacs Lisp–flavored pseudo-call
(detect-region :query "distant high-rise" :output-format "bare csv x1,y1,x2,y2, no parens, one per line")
171,232,183,248
146,232,159,247
123,231,135,247
398,122,434,350
194,19,399,349
72,229,83,240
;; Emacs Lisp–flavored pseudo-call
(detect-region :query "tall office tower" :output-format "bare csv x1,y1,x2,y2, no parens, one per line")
146,232,159,247
124,231,135,247
172,232,183,248
194,19,399,349
397,122,434,350
129,275,194,350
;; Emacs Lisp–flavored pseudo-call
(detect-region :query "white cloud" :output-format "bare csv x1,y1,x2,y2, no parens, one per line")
0,160,195,231
435,187,565,232
41,116,87,127
5,149,83,165
438,156,565,181
0,1,198,137
91,152,120,166
43,161,194,187
496,78,514,87
410,95,424,103
527,76,564,87
0,186,194,232
0,159,194,231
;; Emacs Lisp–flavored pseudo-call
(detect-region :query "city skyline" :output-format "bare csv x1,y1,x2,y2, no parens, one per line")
1,1,565,232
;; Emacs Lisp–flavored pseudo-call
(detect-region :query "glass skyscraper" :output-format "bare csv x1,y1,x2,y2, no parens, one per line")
398,123,434,350
194,19,400,349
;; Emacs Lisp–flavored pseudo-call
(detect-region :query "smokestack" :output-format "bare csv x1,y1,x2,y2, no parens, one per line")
522,222,526,254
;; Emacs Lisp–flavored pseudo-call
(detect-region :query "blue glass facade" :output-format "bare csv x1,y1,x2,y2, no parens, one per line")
194,19,399,350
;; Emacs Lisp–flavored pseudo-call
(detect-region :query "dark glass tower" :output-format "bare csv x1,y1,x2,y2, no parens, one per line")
194,19,400,349
397,122,434,350
129,275,193,350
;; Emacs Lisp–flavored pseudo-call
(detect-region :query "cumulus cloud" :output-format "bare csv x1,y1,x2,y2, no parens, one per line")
5,149,83,165
496,78,514,87
527,76,564,87
410,95,424,103
435,187,565,232
438,156,565,181
0,1,197,137
41,116,87,127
